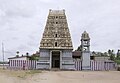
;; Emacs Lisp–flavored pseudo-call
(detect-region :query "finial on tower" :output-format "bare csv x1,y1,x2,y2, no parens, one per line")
81,31,90,40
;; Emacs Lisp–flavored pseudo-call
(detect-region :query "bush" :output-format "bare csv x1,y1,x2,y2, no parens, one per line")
114,60,120,65
117,67,120,71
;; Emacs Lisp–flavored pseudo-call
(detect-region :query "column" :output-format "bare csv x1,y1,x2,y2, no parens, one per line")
60,51,62,69
49,51,52,69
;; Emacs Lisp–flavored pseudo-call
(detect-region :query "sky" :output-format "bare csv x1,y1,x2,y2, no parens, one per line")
0,0,120,61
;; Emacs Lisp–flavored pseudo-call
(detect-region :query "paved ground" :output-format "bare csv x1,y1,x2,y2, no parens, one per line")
0,70,120,83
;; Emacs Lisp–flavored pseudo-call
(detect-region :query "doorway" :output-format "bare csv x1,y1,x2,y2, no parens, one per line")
52,51,60,68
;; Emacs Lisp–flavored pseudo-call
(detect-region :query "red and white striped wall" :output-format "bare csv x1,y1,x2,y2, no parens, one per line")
74,60,82,70
8,60,36,70
8,60,116,71
74,60,116,71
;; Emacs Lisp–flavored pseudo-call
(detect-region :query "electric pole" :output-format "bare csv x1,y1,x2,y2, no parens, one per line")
2,42,5,69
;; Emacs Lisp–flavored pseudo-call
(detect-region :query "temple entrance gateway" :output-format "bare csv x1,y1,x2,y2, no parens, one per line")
52,51,60,68
37,9,75,70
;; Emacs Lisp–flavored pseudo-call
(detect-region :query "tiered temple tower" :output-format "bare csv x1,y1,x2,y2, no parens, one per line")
37,9,74,70
81,31,91,70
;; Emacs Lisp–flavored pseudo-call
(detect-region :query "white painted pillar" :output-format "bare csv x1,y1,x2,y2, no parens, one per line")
49,51,52,69
60,51,62,69
82,52,91,70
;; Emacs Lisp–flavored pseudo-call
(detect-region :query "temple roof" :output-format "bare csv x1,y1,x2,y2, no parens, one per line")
40,9,73,50
49,9,65,15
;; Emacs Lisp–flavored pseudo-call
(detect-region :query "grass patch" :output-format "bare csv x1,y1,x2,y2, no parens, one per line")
115,60,120,65
26,70,42,74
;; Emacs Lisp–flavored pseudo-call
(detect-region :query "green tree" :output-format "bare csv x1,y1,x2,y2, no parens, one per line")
116,49,120,60
29,54,39,61
103,52,108,56
26,52,29,56
92,51,96,56
76,45,82,51
100,53,104,56
16,51,19,57
108,49,115,60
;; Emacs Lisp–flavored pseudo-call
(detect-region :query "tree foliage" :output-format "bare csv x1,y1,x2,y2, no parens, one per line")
108,49,115,60
29,54,39,61
116,49,120,60
16,51,19,57
76,45,82,51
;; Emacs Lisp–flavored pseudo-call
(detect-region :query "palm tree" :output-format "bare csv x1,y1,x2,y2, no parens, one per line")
108,49,111,56
16,51,19,57
26,52,29,56
117,49,120,60
108,49,115,60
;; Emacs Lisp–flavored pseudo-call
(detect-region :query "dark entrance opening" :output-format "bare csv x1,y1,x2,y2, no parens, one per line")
52,51,60,68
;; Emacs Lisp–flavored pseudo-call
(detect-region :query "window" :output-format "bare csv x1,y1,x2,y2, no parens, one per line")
55,42,57,47
56,22,58,24
55,34,57,37
56,16,58,18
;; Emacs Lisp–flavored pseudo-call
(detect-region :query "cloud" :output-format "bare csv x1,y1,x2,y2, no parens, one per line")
0,0,120,61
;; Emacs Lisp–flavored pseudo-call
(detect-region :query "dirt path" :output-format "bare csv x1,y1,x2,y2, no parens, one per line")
0,70,120,83
25,71,120,83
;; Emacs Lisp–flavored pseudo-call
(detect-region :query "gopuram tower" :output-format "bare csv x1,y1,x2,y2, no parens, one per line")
37,9,75,70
